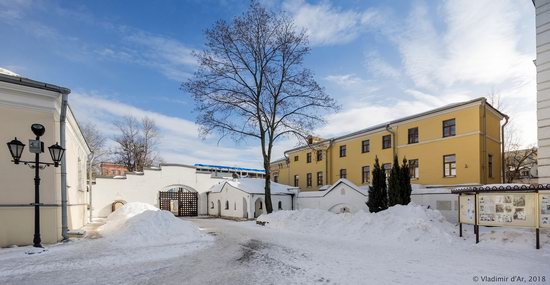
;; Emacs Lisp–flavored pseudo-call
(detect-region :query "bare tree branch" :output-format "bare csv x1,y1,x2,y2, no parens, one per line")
183,1,340,213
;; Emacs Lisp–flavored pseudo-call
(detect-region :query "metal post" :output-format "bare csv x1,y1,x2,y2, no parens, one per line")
458,194,462,237
474,193,479,244
33,137,42,248
536,228,540,250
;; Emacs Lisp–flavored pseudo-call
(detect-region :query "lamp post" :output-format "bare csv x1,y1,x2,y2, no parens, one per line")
6,124,65,250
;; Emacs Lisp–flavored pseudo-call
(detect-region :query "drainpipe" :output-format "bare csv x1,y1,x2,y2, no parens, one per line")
501,115,510,183
481,100,488,184
386,124,397,159
60,92,69,240
87,151,95,222
326,139,334,185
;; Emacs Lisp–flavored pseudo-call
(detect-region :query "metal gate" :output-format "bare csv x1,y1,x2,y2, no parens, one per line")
159,190,198,217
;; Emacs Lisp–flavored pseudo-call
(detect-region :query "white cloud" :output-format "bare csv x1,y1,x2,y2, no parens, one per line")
70,91,269,168
317,0,536,147
364,52,400,78
324,74,380,107
316,90,471,137
282,0,379,46
96,31,197,81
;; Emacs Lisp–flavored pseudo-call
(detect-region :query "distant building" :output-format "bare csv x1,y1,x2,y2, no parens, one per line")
505,149,538,184
99,162,128,177
271,97,508,190
535,0,550,184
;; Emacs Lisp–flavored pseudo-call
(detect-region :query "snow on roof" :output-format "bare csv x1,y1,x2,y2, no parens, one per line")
208,178,296,194
451,183,541,194
298,179,368,198
0,67,19,77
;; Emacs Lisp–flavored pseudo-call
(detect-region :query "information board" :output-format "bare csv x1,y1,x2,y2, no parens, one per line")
477,193,537,228
459,194,476,224
540,192,550,228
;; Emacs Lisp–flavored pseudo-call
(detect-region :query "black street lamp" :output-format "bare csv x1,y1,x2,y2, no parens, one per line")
6,123,65,250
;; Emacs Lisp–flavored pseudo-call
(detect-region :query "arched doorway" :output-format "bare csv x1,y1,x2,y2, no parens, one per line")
254,198,264,218
242,197,248,219
111,200,126,212
158,184,198,216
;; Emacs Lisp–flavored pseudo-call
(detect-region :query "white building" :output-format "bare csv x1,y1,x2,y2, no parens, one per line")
207,179,296,219
297,179,368,214
536,0,550,184
0,70,91,246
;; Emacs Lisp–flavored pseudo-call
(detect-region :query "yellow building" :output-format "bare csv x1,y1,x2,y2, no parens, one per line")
271,97,507,191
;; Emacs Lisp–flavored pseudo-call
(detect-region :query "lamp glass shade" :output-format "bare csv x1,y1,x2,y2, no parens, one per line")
7,138,25,162
48,143,65,165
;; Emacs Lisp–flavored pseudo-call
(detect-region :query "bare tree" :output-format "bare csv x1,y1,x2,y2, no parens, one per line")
504,123,538,183
184,2,339,213
81,122,107,177
113,116,161,172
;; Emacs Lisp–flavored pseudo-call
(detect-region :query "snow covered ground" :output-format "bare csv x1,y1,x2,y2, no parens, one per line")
0,205,549,284
0,203,213,284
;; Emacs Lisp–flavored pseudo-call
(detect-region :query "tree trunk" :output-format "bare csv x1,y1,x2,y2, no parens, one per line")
264,158,273,213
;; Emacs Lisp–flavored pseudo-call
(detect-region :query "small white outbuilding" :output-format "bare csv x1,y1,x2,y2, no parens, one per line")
297,179,369,214
207,178,296,219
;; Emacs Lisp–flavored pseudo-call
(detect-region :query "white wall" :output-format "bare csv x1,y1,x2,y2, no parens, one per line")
208,184,250,219
536,0,550,184
253,194,293,218
298,184,368,214
411,191,458,223
92,165,222,217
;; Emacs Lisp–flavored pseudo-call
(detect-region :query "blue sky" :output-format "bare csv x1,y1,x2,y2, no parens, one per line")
0,0,536,168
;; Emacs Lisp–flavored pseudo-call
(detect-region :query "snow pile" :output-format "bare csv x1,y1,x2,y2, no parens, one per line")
257,204,456,245
98,202,212,246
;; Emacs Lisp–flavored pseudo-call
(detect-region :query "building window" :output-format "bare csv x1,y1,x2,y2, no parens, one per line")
409,159,419,179
278,201,283,210
306,173,312,187
234,202,236,210
408,127,419,144
443,119,456,137
259,201,263,209
294,175,299,187
443,154,456,177
339,169,347,179
382,135,392,149
339,145,347,157
362,166,370,184
274,175,279,183
225,201,229,210
521,170,530,177
307,152,312,163
294,155,299,161
316,150,323,161
361,140,370,153
317,171,323,186
382,163,392,177
210,202,214,209
488,154,493,178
